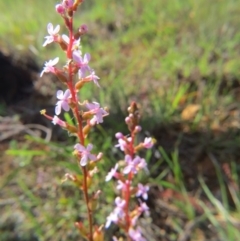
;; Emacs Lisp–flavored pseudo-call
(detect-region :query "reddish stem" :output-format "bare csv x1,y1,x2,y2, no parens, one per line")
67,16,93,241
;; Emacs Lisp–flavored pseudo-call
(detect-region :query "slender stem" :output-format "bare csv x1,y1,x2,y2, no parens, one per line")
67,16,93,241
82,166,93,241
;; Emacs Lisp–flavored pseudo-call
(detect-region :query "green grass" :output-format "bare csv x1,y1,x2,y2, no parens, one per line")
1,0,240,240
1,0,240,124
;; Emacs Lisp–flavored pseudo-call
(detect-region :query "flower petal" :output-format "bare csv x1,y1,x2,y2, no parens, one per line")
56,90,63,99
47,23,53,34
74,143,85,152
80,155,88,166
53,25,60,34
55,103,62,115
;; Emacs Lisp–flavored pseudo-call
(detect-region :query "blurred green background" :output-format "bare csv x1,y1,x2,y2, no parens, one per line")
1,0,240,240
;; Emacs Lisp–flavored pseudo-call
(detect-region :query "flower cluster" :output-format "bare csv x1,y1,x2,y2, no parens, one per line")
40,0,108,240
105,102,154,241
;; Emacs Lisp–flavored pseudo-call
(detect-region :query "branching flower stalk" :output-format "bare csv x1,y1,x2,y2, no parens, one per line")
40,1,154,241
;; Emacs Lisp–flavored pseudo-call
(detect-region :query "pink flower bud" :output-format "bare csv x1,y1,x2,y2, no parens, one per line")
134,125,142,133
79,24,88,34
115,132,123,139
56,4,65,14
96,152,103,160
125,117,131,124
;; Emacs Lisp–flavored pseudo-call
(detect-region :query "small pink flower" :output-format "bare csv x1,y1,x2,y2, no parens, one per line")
115,137,131,151
55,89,71,115
115,139,127,151
136,183,149,200
62,34,81,50
123,155,148,174
43,23,60,47
105,197,126,228
116,180,126,190
74,143,97,166
85,71,100,87
73,50,91,78
86,102,108,125
142,137,154,149
52,115,67,128
40,57,59,77
114,197,126,215
105,210,119,228
123,155,139,174
105,164,118,182
128,227,146,241
138,201,149,216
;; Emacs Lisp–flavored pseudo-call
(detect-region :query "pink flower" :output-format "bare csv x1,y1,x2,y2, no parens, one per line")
138,201,149,216
136,183,149,200
74,143,97,166
115,197,126,211
40,57,59,77
128,227,146,241
63,0,74,9
115,139,127,151
123,155,148,174
115,137,131,151
56,0,74,14
106,197,126,228
86,102,108,125
116,180,126,191
123,155,138,174
43,23,60,47
105,164,118,181
105,210,119,228
52,116,67,128
142,137,154,149
55,89,71,115
73,50,91,78
85,71,100,87
62,34,81,50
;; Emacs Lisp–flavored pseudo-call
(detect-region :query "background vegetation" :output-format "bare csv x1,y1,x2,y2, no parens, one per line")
1,0,240,240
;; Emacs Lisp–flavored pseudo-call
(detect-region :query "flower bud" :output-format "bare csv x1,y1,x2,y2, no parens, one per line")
75,80,85,90
56,4,65,14
125,117,131,124
75,222,88,238
93,225,104,241
86,175,92,188
83,123,91,138
55,69,68,84
134,125,142,133
115,132,124,139
74,24,88,39
96,152,103,161
66,124,77,134
79,24,88,34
